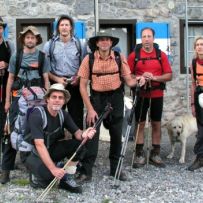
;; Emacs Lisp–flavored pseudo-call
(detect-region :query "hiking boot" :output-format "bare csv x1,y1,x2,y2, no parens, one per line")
133,150,146,168
0,170,10,184
76,173,92,184
149,151,166,168
29,173,48,189
110,171,127,181
187,157,203,171
59,174,82,193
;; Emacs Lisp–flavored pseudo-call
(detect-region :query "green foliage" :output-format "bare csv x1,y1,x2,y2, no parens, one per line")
11,179,29,186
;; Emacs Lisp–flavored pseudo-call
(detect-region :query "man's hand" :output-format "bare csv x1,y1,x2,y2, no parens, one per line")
81,127,96,140
71,75,80,86
142,72,154,81
50,166,66,180
136,76,146,86
0,61,8,69
86,109,98,127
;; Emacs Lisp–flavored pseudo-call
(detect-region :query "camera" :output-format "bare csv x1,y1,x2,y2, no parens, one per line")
66,77,73,83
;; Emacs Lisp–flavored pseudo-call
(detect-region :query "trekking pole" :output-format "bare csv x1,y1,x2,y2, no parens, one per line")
112,85,141,188
146,82,152,169
37,104,113,202
130,87,145,170
0,113,10,167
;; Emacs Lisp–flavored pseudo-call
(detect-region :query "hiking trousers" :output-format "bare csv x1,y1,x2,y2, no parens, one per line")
25,139,83,182
80,87,124,176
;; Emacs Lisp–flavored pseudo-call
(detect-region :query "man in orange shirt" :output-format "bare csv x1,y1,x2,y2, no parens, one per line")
77,32,145,182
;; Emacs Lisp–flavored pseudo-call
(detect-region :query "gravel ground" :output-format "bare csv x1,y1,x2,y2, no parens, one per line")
0,132,203,203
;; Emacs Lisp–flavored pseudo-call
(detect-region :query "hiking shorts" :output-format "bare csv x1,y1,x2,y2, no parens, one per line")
135,97,163,122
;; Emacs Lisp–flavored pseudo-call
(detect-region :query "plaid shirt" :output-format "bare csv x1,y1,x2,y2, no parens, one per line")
78,50,131,92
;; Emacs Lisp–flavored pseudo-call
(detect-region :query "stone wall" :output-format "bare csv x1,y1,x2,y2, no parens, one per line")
1,0,203,123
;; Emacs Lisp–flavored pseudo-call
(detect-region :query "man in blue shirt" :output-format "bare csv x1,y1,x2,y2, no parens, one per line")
43,15,85,130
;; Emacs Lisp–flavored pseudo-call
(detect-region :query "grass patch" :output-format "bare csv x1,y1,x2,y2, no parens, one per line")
11,178,29,186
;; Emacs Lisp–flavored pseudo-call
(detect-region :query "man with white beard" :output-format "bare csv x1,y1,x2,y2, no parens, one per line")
25,83,96,193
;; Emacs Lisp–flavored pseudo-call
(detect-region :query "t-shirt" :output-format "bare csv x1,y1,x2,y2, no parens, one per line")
128,48,172,98
8,49,49,80
28,106,79,142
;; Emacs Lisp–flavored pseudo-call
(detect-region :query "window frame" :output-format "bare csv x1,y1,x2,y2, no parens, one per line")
179,19,203,74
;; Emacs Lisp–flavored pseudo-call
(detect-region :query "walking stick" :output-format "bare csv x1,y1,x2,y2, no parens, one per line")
130,88,145,170
113,85,141,187
37,103,113,202
0,74,3,103
0,113,10,167
145,82,152,169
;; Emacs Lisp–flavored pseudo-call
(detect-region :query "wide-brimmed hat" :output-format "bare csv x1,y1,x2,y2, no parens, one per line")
0,17,7,29
19,26,42,45
44,83,71,104
88,32,119,50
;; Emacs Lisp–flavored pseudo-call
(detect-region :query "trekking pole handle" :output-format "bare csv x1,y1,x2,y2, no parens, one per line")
128,85,140,125
93,103,113,129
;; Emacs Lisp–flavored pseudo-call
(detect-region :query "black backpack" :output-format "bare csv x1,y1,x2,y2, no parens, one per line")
49,35,82,66
134,43,165,90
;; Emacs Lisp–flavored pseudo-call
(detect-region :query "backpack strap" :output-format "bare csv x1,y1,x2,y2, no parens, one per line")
4,40,11,59
38,51,45,78
192,58,197,82
15,49,24,77
34,106,64,130
58,109,64,127
49,36,59,68
75,37,82,64
114,51,122,79
34,106,47,129
88,52,94,81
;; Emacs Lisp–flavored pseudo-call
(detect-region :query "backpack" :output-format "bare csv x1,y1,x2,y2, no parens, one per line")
10,87,64,152
88,50,122,83
192,58,198,82
13,50,45,89
4,40,11,59
134,43,166,90
49,35,82,67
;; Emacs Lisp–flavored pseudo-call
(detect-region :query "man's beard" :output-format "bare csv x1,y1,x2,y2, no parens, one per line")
25,43,36,49
52,105,63,111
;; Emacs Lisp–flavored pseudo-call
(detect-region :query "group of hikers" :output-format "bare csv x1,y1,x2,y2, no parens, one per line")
0,14,203,194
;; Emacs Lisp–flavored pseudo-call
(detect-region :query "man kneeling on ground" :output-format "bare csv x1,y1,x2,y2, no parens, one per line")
25,83,96,193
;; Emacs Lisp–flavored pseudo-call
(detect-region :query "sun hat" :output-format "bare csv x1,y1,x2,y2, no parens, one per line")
19,26,42,45
44,83,71,104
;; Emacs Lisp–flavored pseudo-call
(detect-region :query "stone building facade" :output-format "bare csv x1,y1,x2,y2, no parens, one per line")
1,0,203,123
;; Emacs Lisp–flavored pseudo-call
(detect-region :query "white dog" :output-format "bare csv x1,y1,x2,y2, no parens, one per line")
166,114,197,163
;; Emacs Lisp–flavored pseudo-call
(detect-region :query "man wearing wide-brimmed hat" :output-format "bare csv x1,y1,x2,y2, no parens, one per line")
0,16,14,173
43,15,86,130
25,83,95,193
77,31,145,182
0,25,50,184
